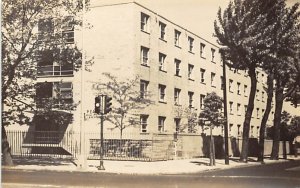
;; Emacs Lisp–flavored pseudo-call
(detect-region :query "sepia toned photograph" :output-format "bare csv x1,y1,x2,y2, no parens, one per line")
2,0,300,187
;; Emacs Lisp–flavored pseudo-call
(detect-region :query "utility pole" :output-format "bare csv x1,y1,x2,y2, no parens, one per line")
221,52,230,165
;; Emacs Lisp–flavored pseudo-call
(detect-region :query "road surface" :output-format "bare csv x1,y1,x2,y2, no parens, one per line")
2,160,300,188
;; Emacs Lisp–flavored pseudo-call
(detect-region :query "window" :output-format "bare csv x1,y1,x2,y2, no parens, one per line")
174,59,181,76
244,105,248,114
141,13,150,32
200,43,205,58
262,91,265,102
188,36,194,52
159,53,166,71
244,85,248,96
62,16,74,43
141,46,149,66
229,79,233,92
140,115,148,133
158,116,166,133
229,123,233,136
175,118,181,133
59,82,73,100
256,108,260,119
221,76,224,90
140,80,149,99
251,126,254,137
211,72,216,87
174,30,181,47
262,109,265,115
237,124,241,137
211,48,216,62
158,84,166,102
36,82,73,108
188,92,194,108
237,82,241,95
188,64,194,80
174,88,181,105
36,82,53,99
200,69,206,83
256,90,260,101
200,94,205,109
229,101,233,114
159,22,166,40
237,103,241,115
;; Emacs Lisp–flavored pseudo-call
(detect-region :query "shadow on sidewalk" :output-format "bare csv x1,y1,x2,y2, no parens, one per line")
5,157,75,167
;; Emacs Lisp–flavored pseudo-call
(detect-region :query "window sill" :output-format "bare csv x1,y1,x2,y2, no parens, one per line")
159,38,167,43
141,30,150,34
211,61,216,64
211,85,216,88
175,45,181,49
141,64,150,68
175,74,182,77
159,101,167,104
188,78,195,81
174,103,182,107
188,51,195,54
159,69,167,73
200,56,206,59
229,91,233,93
140,132,150,135
200,82,206,85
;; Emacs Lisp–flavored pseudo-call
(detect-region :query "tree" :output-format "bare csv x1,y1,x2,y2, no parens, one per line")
214,0,275,162
2,0,88,165
94,73,154,139
199,92,224,166
268,2,300,160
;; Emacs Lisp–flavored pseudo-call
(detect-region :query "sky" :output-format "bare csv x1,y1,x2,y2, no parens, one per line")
135,0,300,45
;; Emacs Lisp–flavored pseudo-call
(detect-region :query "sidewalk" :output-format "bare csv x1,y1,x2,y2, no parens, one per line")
2,156,299,175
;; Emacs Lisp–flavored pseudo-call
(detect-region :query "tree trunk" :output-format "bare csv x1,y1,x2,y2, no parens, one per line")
240,67,257,162
258,73,274,162
2,125,14,166
270,86,284,160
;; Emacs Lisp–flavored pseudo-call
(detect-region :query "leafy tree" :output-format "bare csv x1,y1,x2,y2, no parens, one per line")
94,73,154,139
199,92,224,166
2,0,88,165
268,2,300,160
214,0,275,162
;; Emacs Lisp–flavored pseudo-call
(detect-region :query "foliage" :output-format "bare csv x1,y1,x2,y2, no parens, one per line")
94,73,154,137
1,0,89,126
199,92,224,129
173,106,198,133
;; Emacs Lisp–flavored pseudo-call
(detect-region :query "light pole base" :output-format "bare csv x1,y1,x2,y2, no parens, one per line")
97,165,105,170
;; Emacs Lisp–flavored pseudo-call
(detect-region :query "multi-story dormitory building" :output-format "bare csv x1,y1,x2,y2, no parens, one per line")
31,0,277,139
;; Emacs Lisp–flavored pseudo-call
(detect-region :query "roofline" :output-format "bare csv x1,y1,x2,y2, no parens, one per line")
90,1,220,49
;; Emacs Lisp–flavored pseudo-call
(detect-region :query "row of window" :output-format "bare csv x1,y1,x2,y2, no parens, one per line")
141,12,217,62
140,115,182,133
141,80,208,109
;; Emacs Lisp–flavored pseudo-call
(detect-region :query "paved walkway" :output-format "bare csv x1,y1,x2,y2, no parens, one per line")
2,156,299,175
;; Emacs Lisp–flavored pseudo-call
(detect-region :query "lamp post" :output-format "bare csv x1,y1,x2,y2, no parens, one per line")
221,51,230,165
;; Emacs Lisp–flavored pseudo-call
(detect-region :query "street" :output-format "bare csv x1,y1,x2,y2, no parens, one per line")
2,160,300,188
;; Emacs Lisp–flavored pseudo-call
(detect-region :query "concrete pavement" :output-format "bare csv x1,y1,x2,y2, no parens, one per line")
2,156,299,175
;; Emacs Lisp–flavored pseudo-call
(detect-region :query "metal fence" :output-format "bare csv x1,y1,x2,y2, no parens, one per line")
6,130,175,161
6,131,79,159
